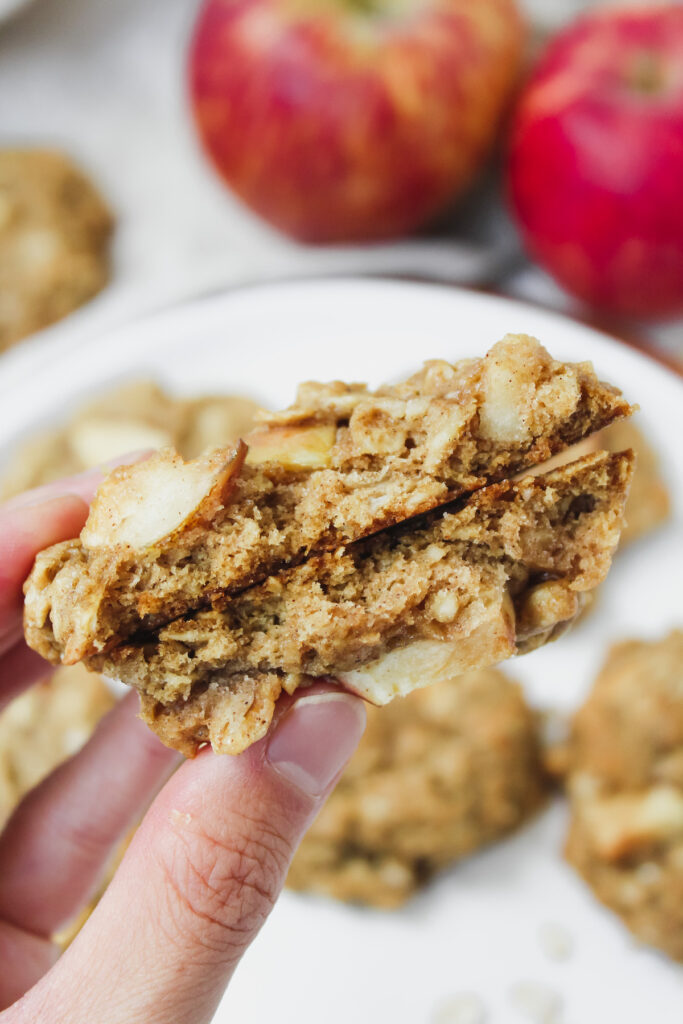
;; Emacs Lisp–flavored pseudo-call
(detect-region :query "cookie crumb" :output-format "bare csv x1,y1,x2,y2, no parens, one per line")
509,981,563,1023
538,922,574,962
431,992,487,1024
169,809,193,827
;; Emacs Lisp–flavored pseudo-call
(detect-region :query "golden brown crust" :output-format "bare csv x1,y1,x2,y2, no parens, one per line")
100,451,633,756
564,632,683,961
24,335,633,664
287,668,547,908
0,149,113,351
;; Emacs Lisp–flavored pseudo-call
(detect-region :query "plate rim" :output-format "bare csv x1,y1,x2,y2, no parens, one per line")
1,275,682,402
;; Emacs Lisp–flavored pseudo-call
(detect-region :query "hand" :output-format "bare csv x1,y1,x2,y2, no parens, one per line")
0,471,366,1023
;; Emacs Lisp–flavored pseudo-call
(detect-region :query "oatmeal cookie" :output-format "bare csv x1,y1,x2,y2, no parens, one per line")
287,667,547,908
564,631,683,961
24,335,632,665
1,380,260,499
88,450,632,756
0,149,113,351
0,665,114,828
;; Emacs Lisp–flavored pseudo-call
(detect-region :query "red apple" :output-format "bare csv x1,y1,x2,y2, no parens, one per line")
189,0,524,243
507,5,683,320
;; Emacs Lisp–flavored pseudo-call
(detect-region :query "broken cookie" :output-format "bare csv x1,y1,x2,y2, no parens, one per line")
88,450,632,756
24,335,632,666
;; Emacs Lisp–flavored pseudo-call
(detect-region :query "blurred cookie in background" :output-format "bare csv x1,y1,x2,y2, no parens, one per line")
0,666,132,950
564,631,683,961
0,149,114,352
0,665,114,829
533,418,670,547
1,379,261,498
287,668,548,909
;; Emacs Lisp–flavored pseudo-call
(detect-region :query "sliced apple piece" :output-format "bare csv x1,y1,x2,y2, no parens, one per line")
338,592,516,705
81,442,246,551
245,423,336,470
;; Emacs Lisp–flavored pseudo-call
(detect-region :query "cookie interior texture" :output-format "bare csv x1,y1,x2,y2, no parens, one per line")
97,449,633,757
564,631,683,962
287,667,548,908
0,148,113,351
24,334,633,666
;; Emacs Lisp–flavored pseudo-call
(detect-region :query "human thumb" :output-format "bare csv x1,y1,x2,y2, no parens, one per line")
10,690,366,1024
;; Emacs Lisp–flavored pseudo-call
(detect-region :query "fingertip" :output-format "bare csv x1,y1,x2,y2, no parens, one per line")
266,690,366,798
1,450,154,514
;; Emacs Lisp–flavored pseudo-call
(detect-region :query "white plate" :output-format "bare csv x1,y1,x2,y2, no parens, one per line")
2,280,682,1023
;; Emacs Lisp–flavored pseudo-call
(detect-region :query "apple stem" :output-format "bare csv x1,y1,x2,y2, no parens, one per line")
629,51,664,95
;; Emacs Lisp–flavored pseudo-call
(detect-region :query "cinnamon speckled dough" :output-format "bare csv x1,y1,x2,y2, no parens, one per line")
287,668,547,908
1,379,260,500
0,665,114,828
95,450,633,757
0,149,113,351
24,335,633,665
565,631,683,961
